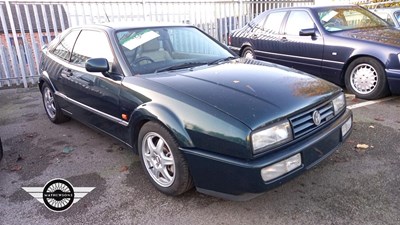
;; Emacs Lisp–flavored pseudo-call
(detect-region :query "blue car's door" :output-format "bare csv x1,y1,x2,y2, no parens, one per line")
279,10,324,76
254,10,288,64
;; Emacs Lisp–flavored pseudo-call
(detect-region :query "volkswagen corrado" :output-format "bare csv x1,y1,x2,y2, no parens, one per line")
39,23,352,200
229,5,400,100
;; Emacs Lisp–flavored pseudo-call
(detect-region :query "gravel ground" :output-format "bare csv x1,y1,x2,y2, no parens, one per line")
0,87,399,225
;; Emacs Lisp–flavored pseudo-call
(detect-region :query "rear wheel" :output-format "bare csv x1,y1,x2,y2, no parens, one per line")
241,47,255,59
138,121,193,195
344,57,389,100
41,83,70,123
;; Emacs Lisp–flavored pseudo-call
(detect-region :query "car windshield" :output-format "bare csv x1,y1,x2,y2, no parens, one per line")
316,7,389,32
116,26,233,75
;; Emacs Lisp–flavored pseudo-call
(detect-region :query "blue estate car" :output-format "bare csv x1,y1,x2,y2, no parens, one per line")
39,23,352,200
229,5,400,100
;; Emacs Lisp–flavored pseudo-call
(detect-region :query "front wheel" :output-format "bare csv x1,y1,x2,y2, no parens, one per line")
344,57,389,100
138,121,193,196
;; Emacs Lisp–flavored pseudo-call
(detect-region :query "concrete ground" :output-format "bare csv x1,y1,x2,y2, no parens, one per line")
0,87,399,225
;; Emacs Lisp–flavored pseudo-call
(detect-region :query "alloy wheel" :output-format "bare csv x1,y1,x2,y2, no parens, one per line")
43,87,56,119
141,132,175,187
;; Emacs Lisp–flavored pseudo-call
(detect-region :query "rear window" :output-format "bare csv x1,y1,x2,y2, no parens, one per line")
51,30,80,61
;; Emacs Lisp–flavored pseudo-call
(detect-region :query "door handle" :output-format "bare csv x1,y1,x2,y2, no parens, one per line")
252,33,258,38
281,37,288,42
61,69,73,77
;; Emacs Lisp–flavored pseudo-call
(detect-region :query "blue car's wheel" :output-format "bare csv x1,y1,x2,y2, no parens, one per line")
241,47,255,59
345,57,389,100
138,121,193,195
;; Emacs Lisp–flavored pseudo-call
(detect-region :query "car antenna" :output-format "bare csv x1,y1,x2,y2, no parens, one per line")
103,6,110,22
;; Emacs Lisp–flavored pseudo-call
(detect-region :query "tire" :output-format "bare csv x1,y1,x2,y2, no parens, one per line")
344,57,389,100
138,121,193,196
41,83,70,124
241,47,255,59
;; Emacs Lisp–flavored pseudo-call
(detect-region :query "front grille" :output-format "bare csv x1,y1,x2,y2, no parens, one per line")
289,102,334,138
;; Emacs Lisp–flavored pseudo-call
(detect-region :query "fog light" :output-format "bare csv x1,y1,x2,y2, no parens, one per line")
261,153,302,182
341,117,352,137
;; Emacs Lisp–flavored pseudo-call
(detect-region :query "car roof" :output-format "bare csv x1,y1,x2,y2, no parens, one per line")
73,22,190,32
264,4,360,11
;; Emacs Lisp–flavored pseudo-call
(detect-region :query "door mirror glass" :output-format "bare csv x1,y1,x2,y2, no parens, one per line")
85,58,109,73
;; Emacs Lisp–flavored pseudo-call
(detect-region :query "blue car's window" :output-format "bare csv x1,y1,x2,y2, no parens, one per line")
375,11,395,26
116,27,233,75
284,11,315,35
395,11,400,24
249,11,268,29
317,7,388,32
263,11,287,34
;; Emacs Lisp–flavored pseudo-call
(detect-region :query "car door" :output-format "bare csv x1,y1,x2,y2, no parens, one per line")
279,10,324,76
254,10,288,63
60,29,127,139
47,29,81,98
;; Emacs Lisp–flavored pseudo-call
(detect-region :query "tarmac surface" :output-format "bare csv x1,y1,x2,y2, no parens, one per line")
0,87,399,225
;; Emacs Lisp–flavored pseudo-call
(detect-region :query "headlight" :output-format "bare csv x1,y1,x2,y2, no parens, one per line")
251,120,293,154
332,93,345,115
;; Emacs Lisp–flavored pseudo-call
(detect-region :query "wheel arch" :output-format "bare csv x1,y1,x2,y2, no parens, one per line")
38,71,57,93
239,42,253,56
340,54,386,84
129,103,194,153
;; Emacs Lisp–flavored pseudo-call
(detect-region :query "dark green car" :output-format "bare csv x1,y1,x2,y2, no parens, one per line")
39,24,352,200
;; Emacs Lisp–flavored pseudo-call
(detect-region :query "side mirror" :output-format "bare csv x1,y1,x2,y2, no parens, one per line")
299,28,316,37
85,58,109,73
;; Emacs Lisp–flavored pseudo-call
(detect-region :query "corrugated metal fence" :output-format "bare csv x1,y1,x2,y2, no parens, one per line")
0,0,314,88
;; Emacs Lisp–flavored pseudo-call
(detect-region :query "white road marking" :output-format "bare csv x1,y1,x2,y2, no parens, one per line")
347,96,399,110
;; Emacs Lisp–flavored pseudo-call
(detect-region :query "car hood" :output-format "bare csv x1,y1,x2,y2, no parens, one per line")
142,59,340,129
333,27,400,47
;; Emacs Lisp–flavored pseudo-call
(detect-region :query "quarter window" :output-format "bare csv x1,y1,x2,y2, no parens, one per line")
71,30,114,67
52,30,80,61
263,11,287,34
285,11,315,35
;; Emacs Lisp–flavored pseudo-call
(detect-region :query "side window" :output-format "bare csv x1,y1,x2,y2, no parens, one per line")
52,30,80,61
377,12,395,26
395,11,400,23
263,11,287,34
251,12,267,29
285,11,315,36
71,30,114,67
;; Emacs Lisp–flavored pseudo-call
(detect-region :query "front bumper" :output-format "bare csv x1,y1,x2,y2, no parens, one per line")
181,109,352,200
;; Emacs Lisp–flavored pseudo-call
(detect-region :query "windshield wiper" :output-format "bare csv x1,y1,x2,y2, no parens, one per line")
208,56,238,65
155,62,207,73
